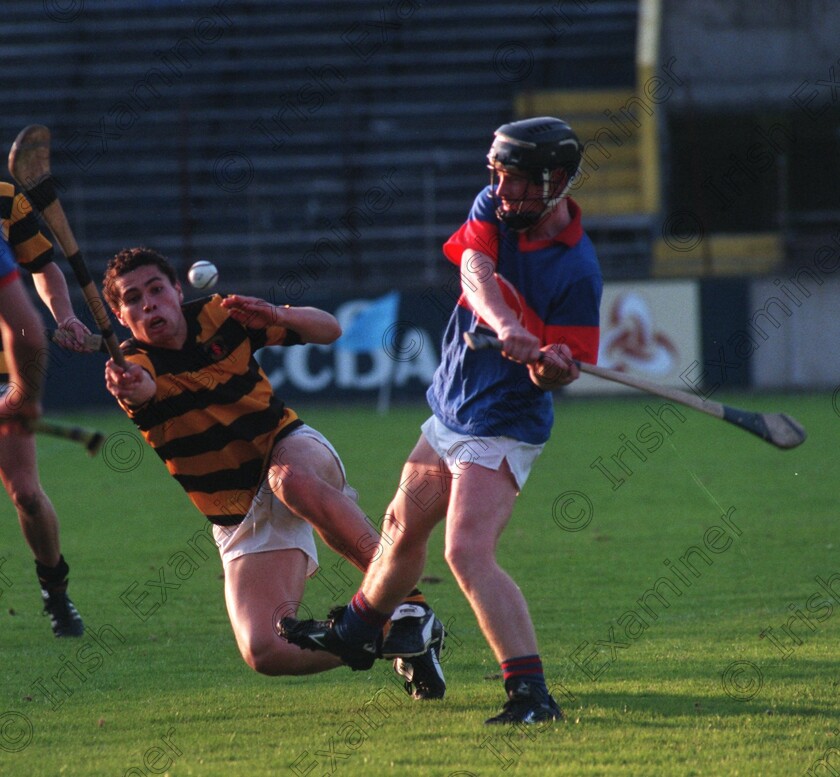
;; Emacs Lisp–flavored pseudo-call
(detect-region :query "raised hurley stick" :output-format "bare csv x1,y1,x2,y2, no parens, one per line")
8,124,126,367
463,331,807,450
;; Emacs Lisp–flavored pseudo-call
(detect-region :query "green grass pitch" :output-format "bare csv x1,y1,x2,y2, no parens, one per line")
0,392,837,776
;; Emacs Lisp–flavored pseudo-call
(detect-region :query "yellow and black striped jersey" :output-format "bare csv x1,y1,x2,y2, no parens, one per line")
0,181,54,270
120,294,303,525
0,181,56,380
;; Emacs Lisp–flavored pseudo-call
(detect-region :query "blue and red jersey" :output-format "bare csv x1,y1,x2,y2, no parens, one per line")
0,236,19,288
426,186,602,444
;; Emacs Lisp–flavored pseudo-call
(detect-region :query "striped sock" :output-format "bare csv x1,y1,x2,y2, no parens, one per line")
501,654,548,694
335,591,391,644
401,587,427,607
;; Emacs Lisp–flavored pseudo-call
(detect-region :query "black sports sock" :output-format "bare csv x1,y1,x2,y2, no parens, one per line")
35,555,70,594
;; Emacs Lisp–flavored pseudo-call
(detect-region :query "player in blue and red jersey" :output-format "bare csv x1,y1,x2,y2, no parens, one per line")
282,117,602,721
430,123,600,444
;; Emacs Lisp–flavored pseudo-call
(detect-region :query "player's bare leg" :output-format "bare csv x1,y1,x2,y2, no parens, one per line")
223,547,342,675
267,434,378,571
0,430,84,636
0,432,61,566
279,435,449,697
443,459,538,661
443,457,561,723
361,435,451,614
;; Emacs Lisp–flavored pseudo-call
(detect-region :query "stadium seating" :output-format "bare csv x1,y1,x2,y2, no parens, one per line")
0,0,640,294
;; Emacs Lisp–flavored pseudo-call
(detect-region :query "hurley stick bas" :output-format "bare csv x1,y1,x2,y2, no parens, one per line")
8,124,126,367
463,331,806,450
28,418,106,456
0,416,105,457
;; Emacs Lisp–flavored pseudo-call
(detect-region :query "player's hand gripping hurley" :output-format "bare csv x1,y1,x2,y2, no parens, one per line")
463,331,806,450
8,124,126,367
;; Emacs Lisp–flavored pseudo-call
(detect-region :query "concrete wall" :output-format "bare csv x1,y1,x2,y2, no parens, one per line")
750,274,840,390
661,0,840,108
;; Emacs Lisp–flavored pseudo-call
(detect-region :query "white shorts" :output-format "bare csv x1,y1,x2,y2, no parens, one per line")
212,425,358,577
420,415,545,492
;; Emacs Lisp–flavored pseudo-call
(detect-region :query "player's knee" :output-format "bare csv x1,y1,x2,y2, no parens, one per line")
239,634,289,676
378,522,428,566
444,537,489,583
382,510,411,543
9,484,47,518
381,509,399,535
245,651,280,676
242,648,271,675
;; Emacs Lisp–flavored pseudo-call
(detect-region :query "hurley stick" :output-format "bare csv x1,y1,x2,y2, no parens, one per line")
463,331,806,450
8,124,126,366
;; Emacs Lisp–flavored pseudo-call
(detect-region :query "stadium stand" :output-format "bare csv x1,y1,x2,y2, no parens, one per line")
1,1,640,295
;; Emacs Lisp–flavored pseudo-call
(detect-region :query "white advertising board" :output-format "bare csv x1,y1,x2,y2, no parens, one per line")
567,280,701,395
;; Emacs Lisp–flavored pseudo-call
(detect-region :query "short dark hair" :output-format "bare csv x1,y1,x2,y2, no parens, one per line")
103,247,178,308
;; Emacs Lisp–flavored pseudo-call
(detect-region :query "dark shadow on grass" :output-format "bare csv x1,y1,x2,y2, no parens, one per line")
557,658,840,722
562,690,834,722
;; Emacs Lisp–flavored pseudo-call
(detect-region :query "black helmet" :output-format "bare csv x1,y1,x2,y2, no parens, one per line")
487,117,581,183
487,117,581,230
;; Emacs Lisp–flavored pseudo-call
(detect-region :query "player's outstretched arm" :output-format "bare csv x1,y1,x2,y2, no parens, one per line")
221,295,341,345
32,263,95,352
104,359,156,409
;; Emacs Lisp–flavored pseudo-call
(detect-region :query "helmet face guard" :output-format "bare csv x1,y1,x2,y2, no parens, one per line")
487,164,571,231
486,117,581,231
